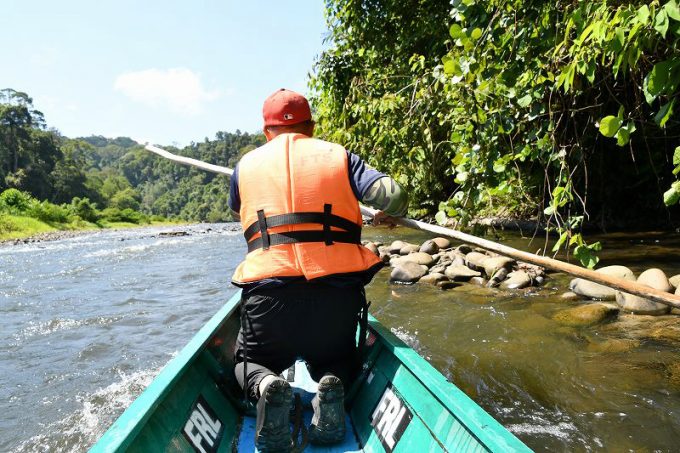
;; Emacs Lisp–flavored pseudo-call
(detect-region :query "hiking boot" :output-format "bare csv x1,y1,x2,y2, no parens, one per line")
255,377,293,452
309,374,346,445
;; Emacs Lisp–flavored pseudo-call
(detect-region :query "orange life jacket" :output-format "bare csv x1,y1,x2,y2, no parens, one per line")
231,133,382,284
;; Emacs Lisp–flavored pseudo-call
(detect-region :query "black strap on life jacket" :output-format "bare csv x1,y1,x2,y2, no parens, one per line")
243,204,362,253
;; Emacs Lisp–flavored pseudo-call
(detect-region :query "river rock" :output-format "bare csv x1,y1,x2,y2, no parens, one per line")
388,240,405,254
395,252,434,267
501,270,531,289
465,252,488,272
432,237,451,249
570,265,636,300
445,251,466,265
517,262,546,278
469,276,487,286
437,280,462,290
399,243,420,255
487,268,509,287
364,242,379,255
456,244,472,255
615,268,672,315
586,338,641,353
390,262,428,283
419,240,439,255
648,327,680,346
483,257,515,277
668,363,680,388
419,273,447,285
445,263,482,281
159,231,189,237
668,274,680,289
552,303,619,327
561,291,582,301
429,263,448,274
670,274,680,289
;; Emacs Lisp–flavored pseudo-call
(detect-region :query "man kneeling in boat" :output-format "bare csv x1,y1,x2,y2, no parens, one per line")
229,88,408,451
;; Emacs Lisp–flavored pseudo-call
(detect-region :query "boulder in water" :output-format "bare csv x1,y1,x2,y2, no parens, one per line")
483,257,515,279
429,263,448,274
399,243,420,255
432,237,451,249
586,338,640,353
394,252,434,267
437,280,462,290
388,240,405,254
570,265,636,300
420,273,447,285
456,244,472,255
465,252,488,272
487,268,509,287
615,268,672,315
561,291,583,301
670,274,680,290
444,263,481,281
501,270,531,289
469,276,487,286
419,240,439,255
390,262,428,283
553,303,619,327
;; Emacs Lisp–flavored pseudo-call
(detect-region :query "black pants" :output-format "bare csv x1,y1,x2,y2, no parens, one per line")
234,281,365,401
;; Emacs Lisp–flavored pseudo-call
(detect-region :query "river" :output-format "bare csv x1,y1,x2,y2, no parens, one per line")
1,224,679,451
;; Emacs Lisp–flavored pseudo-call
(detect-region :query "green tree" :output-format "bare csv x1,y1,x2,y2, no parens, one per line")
110,188,141,211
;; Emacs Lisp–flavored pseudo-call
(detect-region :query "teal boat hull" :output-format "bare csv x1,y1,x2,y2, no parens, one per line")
91,291,531,452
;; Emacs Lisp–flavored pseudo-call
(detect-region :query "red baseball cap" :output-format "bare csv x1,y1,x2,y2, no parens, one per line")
262,88,312,126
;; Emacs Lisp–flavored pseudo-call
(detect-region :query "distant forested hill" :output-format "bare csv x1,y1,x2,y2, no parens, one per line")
0,88,265,222
73,132,265,221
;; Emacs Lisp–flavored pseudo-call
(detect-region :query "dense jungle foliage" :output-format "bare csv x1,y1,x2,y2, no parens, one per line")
0,88,264,224
311,0,680,266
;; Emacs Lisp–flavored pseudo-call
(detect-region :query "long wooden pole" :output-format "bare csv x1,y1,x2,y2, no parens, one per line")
141,142,680,310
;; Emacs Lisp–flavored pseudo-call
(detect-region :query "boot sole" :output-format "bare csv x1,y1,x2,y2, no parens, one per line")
255,379,293,452
309,376,346,445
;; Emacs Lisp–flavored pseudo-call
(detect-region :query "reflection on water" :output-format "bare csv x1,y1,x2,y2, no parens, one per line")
0,224,679,451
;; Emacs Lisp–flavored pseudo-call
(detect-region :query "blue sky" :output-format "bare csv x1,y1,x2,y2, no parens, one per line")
1,1,328,145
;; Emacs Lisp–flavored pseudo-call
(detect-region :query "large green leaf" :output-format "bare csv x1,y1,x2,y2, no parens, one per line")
517,94,532,108
599,116,622,137
655,10,670,37
637,4,651,23
673,146,680,165
574,243,601,269
449,24,463,39
663,181,680,206
643,60,680,103
665,0,680,21
654,99,675,127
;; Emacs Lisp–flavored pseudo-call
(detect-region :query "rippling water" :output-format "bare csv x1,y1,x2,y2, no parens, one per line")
0,225,242,452
1,224,679,451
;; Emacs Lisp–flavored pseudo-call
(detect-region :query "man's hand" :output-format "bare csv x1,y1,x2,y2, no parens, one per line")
372,210,399,228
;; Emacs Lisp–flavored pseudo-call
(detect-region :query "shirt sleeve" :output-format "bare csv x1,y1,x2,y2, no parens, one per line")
228,163,241,212
347,151,385,200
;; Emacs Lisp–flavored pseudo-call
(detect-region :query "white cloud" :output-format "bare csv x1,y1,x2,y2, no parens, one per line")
114,68,221,115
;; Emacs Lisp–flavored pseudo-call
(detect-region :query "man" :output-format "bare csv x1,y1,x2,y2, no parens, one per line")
229,88,408,451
